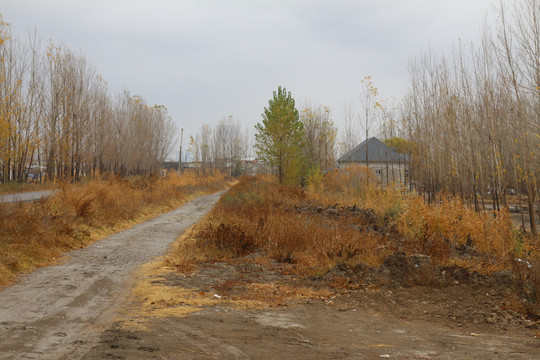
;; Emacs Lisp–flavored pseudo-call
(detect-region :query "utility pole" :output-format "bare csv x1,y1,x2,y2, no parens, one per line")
178,128,183,176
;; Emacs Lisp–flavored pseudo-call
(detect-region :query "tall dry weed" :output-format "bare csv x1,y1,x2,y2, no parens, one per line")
177,175,388,269
180,170,534,273
395,195,516,263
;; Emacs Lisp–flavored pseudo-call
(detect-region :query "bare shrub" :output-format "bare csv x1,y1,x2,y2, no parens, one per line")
198,223,255,257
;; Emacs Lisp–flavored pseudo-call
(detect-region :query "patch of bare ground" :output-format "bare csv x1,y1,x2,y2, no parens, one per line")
309,256,539,335
81,253,539,359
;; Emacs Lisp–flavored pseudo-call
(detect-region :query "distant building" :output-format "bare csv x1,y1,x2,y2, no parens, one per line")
162,161,183,171
161,158,270,177
241,157,272,176
337,137,409,185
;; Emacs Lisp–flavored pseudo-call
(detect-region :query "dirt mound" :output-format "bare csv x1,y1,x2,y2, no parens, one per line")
312,253,503,289
306,254,539,332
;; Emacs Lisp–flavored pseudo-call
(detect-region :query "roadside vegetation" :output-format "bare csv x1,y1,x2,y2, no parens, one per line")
169,173,539,317
0,172,229,286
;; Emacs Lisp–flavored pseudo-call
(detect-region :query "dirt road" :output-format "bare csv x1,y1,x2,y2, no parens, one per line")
0,191,224,360
84,304,537,359
0,190,55,203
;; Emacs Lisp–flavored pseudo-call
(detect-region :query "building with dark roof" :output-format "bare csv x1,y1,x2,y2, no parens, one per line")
337,137,409,185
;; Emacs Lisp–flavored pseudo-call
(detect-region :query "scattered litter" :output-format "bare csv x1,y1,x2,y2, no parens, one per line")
380,355,390,358
470,332,482,337
516,258,532,268
214,294,221,299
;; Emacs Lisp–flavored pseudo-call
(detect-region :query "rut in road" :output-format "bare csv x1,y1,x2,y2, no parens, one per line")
0,191,225,360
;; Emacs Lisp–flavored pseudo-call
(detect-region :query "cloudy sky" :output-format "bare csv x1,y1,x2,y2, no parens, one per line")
2,0,508,159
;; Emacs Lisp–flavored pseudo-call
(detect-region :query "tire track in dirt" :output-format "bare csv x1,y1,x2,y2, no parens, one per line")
0,191,225,360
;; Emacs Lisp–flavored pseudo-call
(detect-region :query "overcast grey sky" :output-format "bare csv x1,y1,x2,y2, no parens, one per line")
2,0,507,159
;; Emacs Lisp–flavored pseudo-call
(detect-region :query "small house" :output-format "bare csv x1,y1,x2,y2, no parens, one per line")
337,137,409,185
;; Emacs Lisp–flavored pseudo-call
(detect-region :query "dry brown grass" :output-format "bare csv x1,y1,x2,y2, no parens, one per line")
169,176,382,269
125,259,217,320
0,171,229,286
150,170,538,318
170,175,387,272
172,171,538,279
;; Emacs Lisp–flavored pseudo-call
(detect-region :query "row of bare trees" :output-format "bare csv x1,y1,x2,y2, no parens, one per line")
190,116,251,176
401,0,539,234
0,19,175,182
299,102,337,173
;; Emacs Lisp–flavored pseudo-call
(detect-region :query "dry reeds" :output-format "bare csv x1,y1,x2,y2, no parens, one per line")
175,170,537,272
173,175,388,269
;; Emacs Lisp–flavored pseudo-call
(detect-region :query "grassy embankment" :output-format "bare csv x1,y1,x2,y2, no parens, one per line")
0,172,229,286
167,170,539,315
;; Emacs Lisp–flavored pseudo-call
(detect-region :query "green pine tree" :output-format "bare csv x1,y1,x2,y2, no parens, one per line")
255,86,305,185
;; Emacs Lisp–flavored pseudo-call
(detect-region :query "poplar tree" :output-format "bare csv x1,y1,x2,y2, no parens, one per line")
255,86,305,185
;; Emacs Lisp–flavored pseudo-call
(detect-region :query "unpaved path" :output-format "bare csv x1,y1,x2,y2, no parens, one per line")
0,191,224,360
0,190,55,203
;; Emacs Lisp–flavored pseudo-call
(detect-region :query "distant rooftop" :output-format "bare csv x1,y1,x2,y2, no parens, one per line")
337,137,408,163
